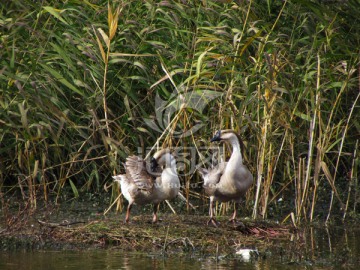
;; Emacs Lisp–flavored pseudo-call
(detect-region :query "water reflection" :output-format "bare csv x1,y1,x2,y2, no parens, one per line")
0,226,359,270
272,225,360,268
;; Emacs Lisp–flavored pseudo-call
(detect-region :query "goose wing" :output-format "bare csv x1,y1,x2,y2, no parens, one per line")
198,162,227,195
206,162,227,185
125,155,156,191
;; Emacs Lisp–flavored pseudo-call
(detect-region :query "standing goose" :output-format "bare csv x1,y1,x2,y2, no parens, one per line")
113,148,180,223
198,130,253,226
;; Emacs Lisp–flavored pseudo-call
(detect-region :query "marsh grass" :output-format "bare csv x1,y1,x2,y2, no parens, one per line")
0,0,359,224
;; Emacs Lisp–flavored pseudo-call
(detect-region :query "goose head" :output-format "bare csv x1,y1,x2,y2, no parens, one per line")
210,129,245,156
210,129,240,144
150,148,175,171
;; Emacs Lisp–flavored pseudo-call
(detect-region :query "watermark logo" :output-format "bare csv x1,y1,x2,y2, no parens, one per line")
143,88,222,138
139,146,225,177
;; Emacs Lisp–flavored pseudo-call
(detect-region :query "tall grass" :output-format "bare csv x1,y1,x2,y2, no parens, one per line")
0,0,359,224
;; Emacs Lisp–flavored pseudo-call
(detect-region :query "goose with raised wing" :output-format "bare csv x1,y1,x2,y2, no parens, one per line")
113,148,180,223
198,130,253,226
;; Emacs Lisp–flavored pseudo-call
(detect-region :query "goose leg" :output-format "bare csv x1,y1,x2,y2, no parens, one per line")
207,197,219,227
228,202,244,226
152,203,159,223
228,202,238,223
125,203,132,223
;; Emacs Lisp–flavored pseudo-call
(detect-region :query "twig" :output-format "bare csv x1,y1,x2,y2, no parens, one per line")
216,243,219,263
37,219,85,228
103,192,122,215
163,226,170,255
178,192,196,210
164,200,176,214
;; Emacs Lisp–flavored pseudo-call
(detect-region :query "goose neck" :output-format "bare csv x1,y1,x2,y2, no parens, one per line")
228,137,243,164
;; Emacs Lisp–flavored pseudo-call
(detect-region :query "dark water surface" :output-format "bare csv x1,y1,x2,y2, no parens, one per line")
0,250,311,270
0,225,359,270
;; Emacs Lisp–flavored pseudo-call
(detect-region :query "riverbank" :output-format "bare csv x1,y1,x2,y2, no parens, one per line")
0,208,295,254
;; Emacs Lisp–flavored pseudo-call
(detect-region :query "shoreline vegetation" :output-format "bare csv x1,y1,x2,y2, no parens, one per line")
1,0,359,250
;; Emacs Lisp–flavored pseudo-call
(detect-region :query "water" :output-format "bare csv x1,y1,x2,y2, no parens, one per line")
1,225,359,270
0,251,294,270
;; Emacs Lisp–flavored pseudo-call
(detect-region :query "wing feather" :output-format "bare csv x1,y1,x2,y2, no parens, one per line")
199,162,227,195
125,156,155,191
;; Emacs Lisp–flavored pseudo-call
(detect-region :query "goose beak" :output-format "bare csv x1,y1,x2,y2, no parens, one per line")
210,130,221,142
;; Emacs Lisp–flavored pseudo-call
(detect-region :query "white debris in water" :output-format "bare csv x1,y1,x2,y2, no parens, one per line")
235,248,259,261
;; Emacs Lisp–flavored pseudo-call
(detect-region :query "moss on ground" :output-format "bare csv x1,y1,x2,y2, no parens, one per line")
0,212,296,256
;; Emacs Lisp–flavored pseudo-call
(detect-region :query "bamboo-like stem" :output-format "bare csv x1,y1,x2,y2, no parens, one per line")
295,158,301,218
252,85,267,219
310,145,321,222
326,73,360,223
297,54,321,223
226,0,252,110
251,2,287,220
309,54,323,222
343,139,358,221
353,143,359,214
103,4,121,137
267,130,288,205
295,157,305,219
262,142,273,218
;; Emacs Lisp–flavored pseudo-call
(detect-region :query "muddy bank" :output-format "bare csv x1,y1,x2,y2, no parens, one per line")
0,201,296,256
2,202,360,269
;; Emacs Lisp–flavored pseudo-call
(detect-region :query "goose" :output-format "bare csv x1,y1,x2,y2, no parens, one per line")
198,129,253,226
113,148,180,223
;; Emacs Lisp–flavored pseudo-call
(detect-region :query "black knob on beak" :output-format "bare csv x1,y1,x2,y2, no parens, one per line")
150,157,158,172
210,130,221,142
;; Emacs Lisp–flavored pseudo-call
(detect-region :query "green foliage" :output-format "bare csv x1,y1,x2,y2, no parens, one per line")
0,0,359,222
